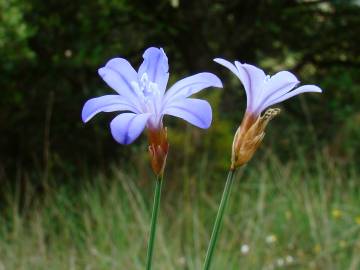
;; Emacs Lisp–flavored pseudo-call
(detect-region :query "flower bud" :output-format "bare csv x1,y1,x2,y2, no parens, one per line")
231,108,280,169
148,127,169,177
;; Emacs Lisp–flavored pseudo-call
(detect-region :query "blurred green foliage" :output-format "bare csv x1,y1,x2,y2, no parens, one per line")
0,0,359,181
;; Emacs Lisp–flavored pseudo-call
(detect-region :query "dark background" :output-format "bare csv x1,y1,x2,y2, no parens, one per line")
1,0,359,187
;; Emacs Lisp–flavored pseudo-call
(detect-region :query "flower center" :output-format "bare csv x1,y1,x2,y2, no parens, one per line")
131,73,162,127
131,73,160,104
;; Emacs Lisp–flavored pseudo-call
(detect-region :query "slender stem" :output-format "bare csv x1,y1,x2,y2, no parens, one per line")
145,175,163,270
203,169,236,270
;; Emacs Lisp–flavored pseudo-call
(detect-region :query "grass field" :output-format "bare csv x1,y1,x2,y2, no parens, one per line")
0,152,359,270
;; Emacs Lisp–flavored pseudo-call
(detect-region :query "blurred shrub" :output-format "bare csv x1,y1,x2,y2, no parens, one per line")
0,0,359,182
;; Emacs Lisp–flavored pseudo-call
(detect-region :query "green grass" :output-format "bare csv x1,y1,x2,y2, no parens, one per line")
0,153,359,269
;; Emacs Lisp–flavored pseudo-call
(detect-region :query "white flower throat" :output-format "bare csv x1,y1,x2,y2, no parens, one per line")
131,73,162,126
131,73,160,99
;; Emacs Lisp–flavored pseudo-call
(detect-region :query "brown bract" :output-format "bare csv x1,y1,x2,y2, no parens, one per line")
231,108,281,170
148,127,169,177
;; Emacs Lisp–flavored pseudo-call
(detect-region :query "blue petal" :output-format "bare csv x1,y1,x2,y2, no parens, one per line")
164,72,222,104
262,85,322,109
234,62,266,112
110,113,151,144
213,58,239,76
98,58,140,106
164,98,212,129
254,71,299,114
82,95,139,123
264,71,299,97
138,47,169,94
214,58,253,108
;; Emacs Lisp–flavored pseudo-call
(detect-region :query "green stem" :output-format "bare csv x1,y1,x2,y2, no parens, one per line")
145,175,163,270
203,169,236,270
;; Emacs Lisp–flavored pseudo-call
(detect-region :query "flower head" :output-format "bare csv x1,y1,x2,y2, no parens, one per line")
214,58,322,169
240,244,250,254
265,234,278,244
82,47,222,175
356,216,360,225
332,208,342,219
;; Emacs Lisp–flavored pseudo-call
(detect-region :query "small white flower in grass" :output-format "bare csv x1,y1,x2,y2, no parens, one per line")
64,49,72,58
240,244,250,254
170,0,179,8
276,258,285,267
177,256,186,266
285,255,295,264
265,234,277,244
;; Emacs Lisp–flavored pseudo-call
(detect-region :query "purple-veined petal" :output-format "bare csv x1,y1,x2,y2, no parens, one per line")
82,95,140,123
110,113,151,144
138,47,169,94
98,58,140,106
254,71,299,114
262,85,322,110
235,62,266,112
163,72,222,104
164,98,212,129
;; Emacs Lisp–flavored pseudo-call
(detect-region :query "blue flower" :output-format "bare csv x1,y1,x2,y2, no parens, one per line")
82,47,222,145
214,58,322,117
214,58,322,168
